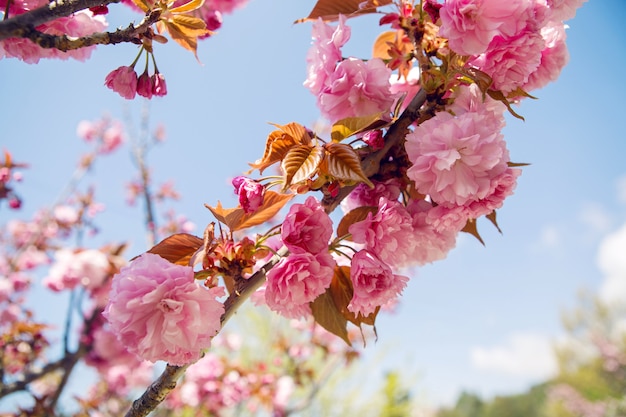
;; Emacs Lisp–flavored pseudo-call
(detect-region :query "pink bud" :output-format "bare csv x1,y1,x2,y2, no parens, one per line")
136,71,153,99
104,66,138,100
152,73,167,97
363,130,384,151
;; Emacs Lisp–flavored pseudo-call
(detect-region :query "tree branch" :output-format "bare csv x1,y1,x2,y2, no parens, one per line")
322,88,428,213
124,89,431,417
0,0,121,41
0,9,161,50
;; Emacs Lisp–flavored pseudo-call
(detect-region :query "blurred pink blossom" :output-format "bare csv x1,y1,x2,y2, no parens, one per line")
43,248,109,292
348,250,408,317
103,253,225,366
265,252,335,319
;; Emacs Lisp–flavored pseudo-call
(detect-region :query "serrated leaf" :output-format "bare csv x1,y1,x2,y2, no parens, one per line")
249,129,299,174
330,113,389,142
295,0,393,23
281,145,324,190
146,233,204,266
310,288,351,346
169,0,205,14
461,218,485,246
269,122,311,145
205,191,294,231
330,266,378,326
336,206,378,239
322,143,374,187
486,211,502,234
162,16,209,58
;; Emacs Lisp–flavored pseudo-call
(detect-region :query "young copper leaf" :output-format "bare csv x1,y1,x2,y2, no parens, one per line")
146,233,204,266
281,145,324,190
168,0,205,14
295,0,393,23
330,113,389,142
269,122,311,145
310,288,351,345
205,191,294,231
461,218,485,246
486,211,502,234
162,15,209,58
249,129,299,174
508,161,530,167
372,30,396,60
323,143,374,187
131,0,150,13
330,266,378,326
336,206,378,239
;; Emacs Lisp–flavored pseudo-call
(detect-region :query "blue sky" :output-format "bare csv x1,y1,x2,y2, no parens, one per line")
2,0,626,409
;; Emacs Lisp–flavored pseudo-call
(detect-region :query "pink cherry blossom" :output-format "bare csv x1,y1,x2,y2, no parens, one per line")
43,248,110,292
407,199,459,265
405,109,508,207
448,83,505,116
105,66,138,99
348,250,408,317
546,0,588,21
103,253,225,366
469,30,545,93
0,10,107,63
342,179,402,213
318,58,395,122
348,197,417,268
304,15,351,96
204,0,247,15
265,252,335,319
523,22,570,92
281,196,332,255
232,176,265,214
439,0,536,56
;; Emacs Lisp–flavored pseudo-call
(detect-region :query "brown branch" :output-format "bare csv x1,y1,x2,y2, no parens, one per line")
124,246,289,417
0,9,161,50
0,0,121,41
322,88,428,213
124,90,431,417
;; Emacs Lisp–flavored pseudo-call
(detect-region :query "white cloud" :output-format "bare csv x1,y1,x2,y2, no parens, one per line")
598,223,626,304
539,225,560,248
578,202,613,234
470,333,557,379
